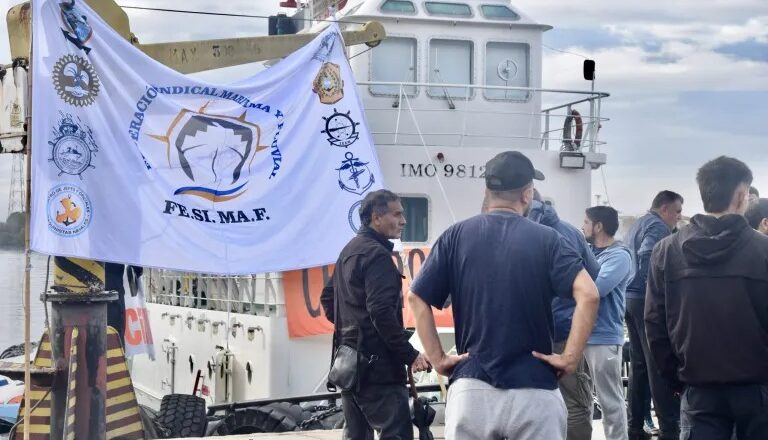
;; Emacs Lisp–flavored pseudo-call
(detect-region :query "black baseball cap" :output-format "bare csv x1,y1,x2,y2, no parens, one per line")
485,151,545,190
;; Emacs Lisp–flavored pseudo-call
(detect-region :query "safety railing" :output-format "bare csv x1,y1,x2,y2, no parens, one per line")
356,81,609,152
144,269,284,316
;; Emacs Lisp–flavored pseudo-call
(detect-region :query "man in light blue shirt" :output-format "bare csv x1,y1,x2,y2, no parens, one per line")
583,206,634,440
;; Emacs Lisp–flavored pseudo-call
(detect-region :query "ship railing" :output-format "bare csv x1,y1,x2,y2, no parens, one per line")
356,81,609,152
144,269,285,317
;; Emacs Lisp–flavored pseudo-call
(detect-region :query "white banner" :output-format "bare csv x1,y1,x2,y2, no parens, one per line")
31,0,382,274
123,266,155,360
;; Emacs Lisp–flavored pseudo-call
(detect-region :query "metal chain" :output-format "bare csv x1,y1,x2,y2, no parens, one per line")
299,405,343,430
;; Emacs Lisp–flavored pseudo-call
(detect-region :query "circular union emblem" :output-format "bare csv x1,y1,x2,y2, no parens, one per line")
348,200,362,232
52,54,100,107
52,135,92,175
46,184,93,237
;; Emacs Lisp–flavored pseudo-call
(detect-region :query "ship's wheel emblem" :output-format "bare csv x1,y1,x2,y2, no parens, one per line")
336,152,375,195
321,109,360,148
48,113,98,178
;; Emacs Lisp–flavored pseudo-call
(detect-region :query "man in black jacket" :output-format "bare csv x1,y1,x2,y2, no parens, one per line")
321,189,430,440
746,198,768,234
645,156,768,439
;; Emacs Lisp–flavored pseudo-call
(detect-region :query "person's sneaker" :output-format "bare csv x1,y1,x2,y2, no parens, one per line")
644,417,659,436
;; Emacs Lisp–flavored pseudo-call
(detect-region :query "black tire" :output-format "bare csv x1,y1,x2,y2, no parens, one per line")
154,394,208,438
0,342,37,360
139,405,167,439
213,402,310,434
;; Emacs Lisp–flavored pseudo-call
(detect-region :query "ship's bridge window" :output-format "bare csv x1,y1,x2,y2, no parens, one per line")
484,42,530,101
369,37,418,96
380,0,416,13
428,39,473,99
480,5,520,20
401,196,429,243
424,2,472,17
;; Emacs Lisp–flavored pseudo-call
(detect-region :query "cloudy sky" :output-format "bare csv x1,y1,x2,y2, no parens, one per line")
0,0,766,219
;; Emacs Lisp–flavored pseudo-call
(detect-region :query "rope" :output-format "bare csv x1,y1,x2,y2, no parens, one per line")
542,44,589,59
402,93,457,223
43,256,51,329
600,166,611,205
119,5,369,25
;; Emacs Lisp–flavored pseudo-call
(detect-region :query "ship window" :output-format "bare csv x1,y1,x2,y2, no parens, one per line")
369,37,418,96
481,5,520,20
484,42,530,101
428,39,473,99
401,196,428,242
381,0,416,13
424,2,472,17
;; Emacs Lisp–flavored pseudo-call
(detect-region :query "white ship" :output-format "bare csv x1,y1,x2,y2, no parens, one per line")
0,0,610,436
128,0,610,434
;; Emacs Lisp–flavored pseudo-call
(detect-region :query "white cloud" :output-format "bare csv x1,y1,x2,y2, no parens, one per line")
519,0,768,27
544,44,768,95
1,0,766,217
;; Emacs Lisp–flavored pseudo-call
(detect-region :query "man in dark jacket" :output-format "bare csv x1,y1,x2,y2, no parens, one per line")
528,197,601,440
745,198,768,234
321,189,430,440
646,156,768,439
624,190,683,440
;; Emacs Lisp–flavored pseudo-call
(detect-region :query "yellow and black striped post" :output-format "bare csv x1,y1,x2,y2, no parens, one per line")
13,328,144,440
53,257,105,294
45,257,116,440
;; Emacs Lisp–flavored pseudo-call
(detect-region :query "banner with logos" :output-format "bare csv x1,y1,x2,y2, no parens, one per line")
31,0,381,274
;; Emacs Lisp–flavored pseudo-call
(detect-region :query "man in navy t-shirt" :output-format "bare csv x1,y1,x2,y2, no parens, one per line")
409,151,600,440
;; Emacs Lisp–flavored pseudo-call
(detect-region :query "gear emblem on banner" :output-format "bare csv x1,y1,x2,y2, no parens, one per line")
52,53,101,107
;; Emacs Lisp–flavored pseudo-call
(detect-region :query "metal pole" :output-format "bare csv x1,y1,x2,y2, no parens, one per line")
22,67,31,440
22,16,33,439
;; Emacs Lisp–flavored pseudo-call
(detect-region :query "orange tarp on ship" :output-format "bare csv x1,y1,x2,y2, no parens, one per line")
283,247,454,338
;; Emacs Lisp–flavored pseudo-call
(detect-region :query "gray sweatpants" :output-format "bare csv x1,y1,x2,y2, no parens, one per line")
585,344,628,440
445,378,567,440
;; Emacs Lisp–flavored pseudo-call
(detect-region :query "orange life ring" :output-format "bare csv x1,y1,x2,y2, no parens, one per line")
563,109,583,151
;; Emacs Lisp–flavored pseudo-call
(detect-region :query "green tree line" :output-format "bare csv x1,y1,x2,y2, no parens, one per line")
0,211,25,247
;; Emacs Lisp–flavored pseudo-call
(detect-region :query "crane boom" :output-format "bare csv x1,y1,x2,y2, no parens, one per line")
6,1,385,73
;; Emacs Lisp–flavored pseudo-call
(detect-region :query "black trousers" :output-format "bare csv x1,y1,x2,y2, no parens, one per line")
681,384,768,439
342,383,412,440
626,297,680,439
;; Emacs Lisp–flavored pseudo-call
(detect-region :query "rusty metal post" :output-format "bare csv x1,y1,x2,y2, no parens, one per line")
44,257,116,440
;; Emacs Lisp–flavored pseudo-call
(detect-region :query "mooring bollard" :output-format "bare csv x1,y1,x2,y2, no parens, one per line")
44,257,116,440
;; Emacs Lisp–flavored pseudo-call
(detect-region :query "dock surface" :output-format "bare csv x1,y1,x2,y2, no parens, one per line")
180,421,612,439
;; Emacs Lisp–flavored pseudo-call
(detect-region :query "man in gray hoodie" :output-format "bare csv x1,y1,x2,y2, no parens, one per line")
583,206,634,440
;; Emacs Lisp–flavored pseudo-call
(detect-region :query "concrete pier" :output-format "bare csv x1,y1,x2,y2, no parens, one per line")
176,421,613,440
